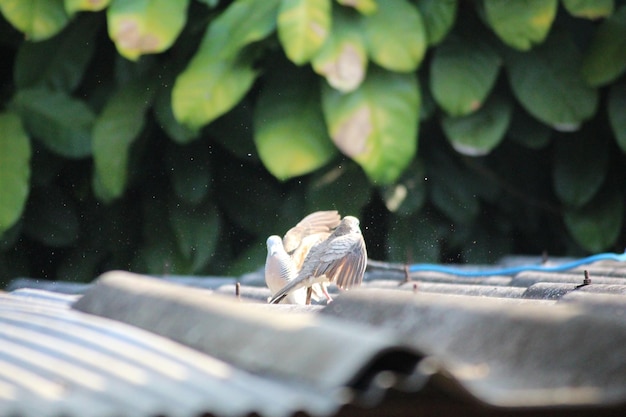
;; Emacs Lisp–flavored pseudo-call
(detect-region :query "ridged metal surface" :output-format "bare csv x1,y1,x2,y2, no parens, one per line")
3,257,626,416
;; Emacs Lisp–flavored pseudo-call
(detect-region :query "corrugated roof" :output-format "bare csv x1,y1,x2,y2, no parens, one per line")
3,256,626,416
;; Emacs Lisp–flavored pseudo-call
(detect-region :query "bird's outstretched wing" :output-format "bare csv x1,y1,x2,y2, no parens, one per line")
282,210,340,253
310,233,367,289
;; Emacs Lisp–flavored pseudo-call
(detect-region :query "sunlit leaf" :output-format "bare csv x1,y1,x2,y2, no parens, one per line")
442,94,512,156
608,82,626,154
564,187,623,252
483,0,557,51
14,14,100,92
362,0,426,72
65,0,110,13
430,33,500,116
0,112,31,235
255,67,337,181
322,66,420,184
337,0,377,15
169,201,220,273
0,0,70,41
13,88,94,158
92,79,155,202
107,0,190,61
172,0,280,130
581,6,626,87
562,0,614,19
22,185,79,247
277,0,330,65
415,0,457,45
553,132,608,208
311,6,367,92
505,31,598,130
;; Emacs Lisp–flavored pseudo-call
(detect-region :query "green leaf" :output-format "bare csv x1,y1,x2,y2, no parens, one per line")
254,68,337,181
415,0,457,45
337,0,377,15
442,94,512,156
173,57,257,132
581,6,626,87
0,0,70,41
505,31,598,130
608,82,626,153
166,140,212,205
562,0,614,19
277,0,331,65
306,162,372,215
22,185,79,247
483,0,557,51
14,14,100,92
92,80,155,202
311,6,367,92
107,0,190,61
381,159,426,217
322,66,420,185
0,112,31,236
65,0,110,13
564,187,623,252
12,88,94,158
362,0,426,72
195,0,280,59
553,132,608,208
169,201,220,273
172,0,280,130
430,33,500,116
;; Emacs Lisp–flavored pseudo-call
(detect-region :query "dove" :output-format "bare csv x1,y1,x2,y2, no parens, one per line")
265,211,341,304
269,216,367,304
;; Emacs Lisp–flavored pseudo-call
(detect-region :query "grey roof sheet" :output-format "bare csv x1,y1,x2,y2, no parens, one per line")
4,256,626,416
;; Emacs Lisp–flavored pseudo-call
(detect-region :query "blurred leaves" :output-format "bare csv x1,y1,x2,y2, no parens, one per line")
430,33,500,116
442,93,512,156
13,88,94,158
505,31,598,131
254,65,337,181
0,0,70,41
483,0,557,51
1,0,626,285
277,0,330,65
581,5,626,86
322,66,420,184
0,113,31,235
92,77,156,202
107,0,189,61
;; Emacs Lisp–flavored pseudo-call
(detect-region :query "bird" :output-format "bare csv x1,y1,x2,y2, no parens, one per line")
265,211,341,304
269,216,367,304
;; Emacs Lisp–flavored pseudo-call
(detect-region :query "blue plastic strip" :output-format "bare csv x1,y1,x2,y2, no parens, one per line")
408,251,626,277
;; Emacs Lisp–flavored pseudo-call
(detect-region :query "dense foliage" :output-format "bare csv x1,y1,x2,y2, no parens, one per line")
1,0,625,285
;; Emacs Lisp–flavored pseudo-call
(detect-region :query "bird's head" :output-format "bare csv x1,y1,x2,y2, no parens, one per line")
266,235,284,255
335,216,361,235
